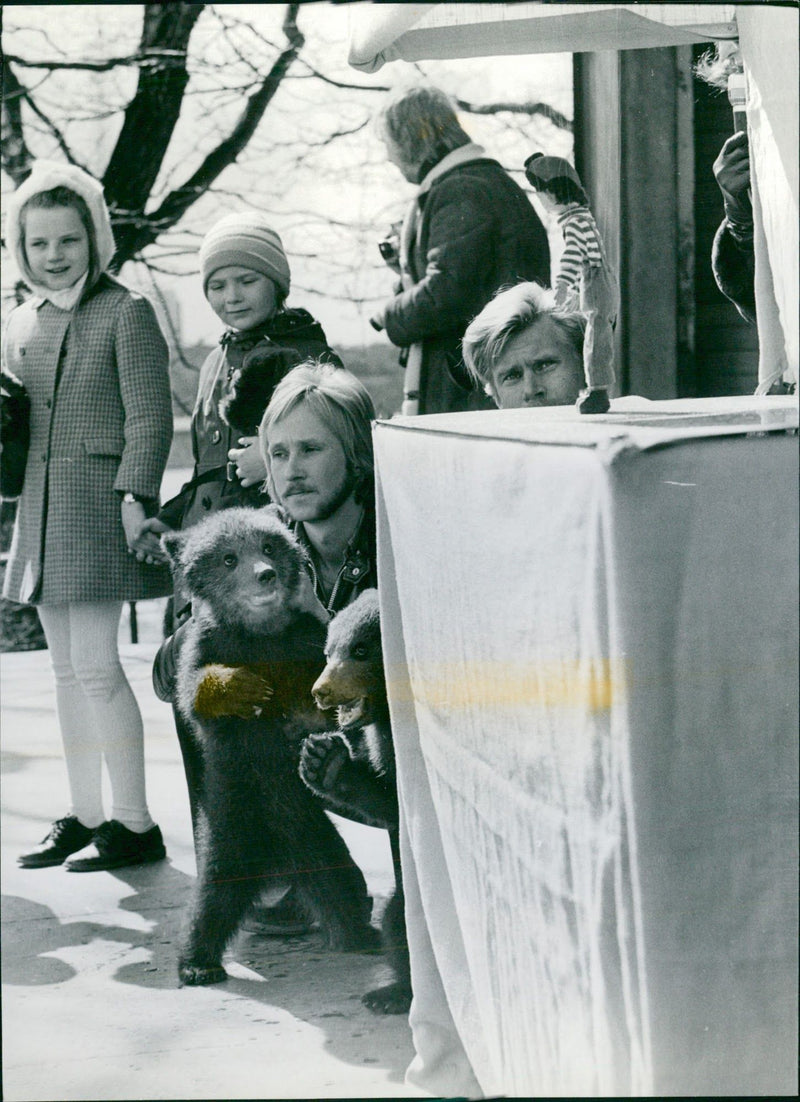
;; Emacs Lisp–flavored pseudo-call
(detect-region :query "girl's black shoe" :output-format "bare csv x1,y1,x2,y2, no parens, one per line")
64,820,166,872
18,815,96,868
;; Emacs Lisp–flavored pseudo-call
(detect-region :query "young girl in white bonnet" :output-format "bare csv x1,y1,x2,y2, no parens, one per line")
3,161,173,871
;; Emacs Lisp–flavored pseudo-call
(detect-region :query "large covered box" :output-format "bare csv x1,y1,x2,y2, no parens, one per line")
373,396,798,1097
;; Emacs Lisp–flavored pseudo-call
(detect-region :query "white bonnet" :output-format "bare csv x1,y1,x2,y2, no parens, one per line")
5,160,116,282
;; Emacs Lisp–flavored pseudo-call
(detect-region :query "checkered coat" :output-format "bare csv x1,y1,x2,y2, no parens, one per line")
2,276,173,604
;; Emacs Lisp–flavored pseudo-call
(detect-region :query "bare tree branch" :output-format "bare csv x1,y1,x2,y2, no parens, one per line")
103,2,205,264
20,92,89,172
114,3,305,262
1,55,33,185
292,58,390,94
454,97,572,132
287,58,573,131
4,50,191,73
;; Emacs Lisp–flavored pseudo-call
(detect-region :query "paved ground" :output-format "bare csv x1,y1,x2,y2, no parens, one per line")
1,600,424,1101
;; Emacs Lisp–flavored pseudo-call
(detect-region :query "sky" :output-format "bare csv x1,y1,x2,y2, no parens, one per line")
2,2,574,348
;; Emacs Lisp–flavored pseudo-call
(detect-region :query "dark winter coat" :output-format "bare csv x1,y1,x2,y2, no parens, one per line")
2,276,173,605
712,218,756,325
0,368,31,500
383,153,551,415
158,308,340,619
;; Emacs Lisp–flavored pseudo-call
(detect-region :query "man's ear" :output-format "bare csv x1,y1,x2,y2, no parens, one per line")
161,530,185,567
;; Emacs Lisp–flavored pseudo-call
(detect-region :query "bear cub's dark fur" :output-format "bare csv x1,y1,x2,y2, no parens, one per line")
163,508,377,986
300,589,411,1014
219,347,303,436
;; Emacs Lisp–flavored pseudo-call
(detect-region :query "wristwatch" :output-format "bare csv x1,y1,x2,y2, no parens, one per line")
122,492,145,504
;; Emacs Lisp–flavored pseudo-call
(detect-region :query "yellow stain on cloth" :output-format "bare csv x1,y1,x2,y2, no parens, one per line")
385,659,629,713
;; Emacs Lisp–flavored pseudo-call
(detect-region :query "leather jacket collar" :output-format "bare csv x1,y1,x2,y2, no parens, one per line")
292,494,376,616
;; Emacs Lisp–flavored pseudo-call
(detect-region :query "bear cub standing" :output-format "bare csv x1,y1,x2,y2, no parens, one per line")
300,589,411,1014
163,508,377,986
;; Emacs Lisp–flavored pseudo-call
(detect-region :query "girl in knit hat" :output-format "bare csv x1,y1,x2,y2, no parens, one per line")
4,161,173,872
138,211,340,932
524,153,619,414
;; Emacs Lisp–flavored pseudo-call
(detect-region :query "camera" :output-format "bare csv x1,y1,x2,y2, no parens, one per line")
378,222,402,270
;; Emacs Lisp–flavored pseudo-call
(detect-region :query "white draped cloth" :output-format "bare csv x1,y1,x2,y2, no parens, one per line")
374,397,798,1098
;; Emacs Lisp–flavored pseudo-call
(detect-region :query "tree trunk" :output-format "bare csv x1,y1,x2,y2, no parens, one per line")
112,3,305,264
103,2,203,266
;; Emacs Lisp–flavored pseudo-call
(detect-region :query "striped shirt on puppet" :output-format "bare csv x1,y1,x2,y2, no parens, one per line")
556,204,605,292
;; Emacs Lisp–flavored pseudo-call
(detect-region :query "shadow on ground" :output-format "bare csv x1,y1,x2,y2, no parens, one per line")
2,860,410,1085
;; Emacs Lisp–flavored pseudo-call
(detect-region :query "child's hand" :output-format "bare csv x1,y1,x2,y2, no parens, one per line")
131,516,171,565
121,499,147,555
227,436,266,487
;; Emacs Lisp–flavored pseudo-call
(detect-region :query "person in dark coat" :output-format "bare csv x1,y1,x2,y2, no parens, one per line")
694,44,756,328
369,85,551,415
711,131,756,326
137,213,342,934
3,161,173,872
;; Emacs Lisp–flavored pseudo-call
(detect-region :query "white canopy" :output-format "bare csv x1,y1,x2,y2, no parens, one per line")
348,3,738,71
350,2,797,389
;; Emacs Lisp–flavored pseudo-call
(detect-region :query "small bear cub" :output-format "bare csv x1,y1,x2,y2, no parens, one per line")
163,508,377,986
300,589,411,1014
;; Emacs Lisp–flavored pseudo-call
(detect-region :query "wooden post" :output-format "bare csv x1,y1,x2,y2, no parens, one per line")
575,47,693,398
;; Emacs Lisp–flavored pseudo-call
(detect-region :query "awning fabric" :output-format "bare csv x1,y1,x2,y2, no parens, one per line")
348,3,738,70
349,1,797,391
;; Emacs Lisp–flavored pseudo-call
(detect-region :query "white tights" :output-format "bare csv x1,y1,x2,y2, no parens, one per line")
37,602,155,833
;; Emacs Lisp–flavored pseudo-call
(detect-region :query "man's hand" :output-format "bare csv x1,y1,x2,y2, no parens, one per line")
713,131,751,222
194,663,274,720
227,436,267,488
132,515,171,564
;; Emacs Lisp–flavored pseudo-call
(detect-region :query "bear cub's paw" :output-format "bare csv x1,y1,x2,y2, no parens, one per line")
178,961,228,986
299,731,352,797
323,921,381,954
362,980,413,1015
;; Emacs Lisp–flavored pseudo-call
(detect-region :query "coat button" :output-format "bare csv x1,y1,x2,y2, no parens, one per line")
46,399,52,408
201,495,212,510
211,430,221,444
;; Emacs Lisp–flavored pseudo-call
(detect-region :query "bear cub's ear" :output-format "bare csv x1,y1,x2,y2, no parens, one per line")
220,347,304,436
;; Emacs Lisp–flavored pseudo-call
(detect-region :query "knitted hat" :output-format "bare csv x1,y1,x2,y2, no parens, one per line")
200,212,291,297
524,153,583,190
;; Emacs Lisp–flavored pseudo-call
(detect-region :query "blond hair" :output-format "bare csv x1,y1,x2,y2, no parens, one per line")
259,361,375,503
377,85,470,170
462,282,586,388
